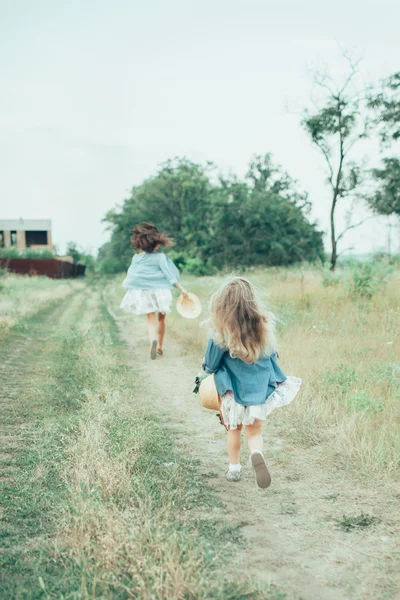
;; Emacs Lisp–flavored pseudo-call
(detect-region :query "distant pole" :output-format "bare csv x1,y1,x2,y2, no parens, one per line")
387,221,392,257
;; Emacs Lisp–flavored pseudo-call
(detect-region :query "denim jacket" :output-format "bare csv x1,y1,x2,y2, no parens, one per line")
202,338,286,406
122,252,180,290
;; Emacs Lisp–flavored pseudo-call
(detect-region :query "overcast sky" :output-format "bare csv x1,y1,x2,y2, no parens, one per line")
1,0,399,255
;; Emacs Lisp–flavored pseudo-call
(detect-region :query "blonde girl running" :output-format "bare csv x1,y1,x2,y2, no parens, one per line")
201,277,301,488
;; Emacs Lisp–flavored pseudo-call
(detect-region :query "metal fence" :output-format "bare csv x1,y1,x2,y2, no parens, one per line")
0,258,86,279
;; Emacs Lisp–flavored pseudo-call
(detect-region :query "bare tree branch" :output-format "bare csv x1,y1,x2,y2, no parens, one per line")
336,216,374,243
312,139,335,188
336,246,354,258
313,71,338,97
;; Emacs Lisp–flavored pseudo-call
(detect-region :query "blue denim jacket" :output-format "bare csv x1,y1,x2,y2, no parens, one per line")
122,252,180,290
202,338,286,406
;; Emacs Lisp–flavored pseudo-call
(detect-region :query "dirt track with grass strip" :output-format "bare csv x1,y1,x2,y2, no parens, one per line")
1,277,399,599
1,281,274,599
105,282,400,600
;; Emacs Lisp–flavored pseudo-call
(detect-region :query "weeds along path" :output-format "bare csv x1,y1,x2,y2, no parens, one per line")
3,282,258,599
0,286,89,585
108,296,400,600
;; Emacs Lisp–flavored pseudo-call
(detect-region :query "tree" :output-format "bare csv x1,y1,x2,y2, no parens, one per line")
367,73,400,219
66,241,96,272
302,56,369,270
102,158,214,272
66,241,81,264
100,155,324,273
368,158,400,217
368,72,400,144
208,155,323,268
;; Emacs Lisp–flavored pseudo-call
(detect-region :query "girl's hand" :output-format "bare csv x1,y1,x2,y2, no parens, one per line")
177,284,189,297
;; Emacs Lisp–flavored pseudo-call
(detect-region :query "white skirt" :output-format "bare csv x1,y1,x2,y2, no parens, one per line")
220,376,302,429
120,288,173,315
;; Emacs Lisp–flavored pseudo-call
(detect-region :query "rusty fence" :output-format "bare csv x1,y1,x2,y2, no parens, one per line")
0,258,86,279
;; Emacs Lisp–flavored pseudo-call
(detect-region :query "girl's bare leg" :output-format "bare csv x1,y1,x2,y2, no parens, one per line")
157,312,166,352
245,419,271,488
146,312,157,344
227,427,242,464
245,419,264,453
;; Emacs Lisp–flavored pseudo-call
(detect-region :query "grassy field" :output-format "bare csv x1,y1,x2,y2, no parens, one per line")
0,275,269,599
1,268,400,599
0,272,81,335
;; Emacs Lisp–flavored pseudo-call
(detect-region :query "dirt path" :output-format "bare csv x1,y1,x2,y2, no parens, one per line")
110,300,400,600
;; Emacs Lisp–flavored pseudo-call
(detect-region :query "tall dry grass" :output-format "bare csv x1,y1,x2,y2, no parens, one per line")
0,273,82,334
160,267,400,479
55,287,265,599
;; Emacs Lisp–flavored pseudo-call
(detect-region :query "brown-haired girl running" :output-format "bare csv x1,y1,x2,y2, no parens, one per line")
120,222,189,359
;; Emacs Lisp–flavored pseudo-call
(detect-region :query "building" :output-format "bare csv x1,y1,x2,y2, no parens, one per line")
0,219,53,250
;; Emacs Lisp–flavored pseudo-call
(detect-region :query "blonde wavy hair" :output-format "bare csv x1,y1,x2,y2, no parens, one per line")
209,277,276,364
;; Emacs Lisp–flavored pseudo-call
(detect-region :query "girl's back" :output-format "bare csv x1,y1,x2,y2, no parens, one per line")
123,252,179,290
203,338,286,406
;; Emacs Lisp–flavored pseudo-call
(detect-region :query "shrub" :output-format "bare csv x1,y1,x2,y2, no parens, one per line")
183,257,217,276
166,251,188,271
349,261,393,299
347,390,384,412
0,248,55,259
322,269,341,287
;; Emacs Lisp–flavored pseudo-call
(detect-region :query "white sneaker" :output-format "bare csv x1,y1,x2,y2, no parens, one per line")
225,466,242,482
250,451,271,489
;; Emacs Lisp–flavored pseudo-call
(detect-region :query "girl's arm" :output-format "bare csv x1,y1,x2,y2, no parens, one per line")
174,282,189,296
159,254,189,296
202,339,226,374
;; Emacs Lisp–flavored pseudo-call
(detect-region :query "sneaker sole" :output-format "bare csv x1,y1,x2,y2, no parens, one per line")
150,340,157,360
251,453,271,489
226,472,241,482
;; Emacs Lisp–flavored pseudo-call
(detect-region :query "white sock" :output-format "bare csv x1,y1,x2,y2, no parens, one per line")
229,463,242,472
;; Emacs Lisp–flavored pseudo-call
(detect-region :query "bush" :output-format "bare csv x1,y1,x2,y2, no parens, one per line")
322,269,341,287
349,261,393,299
183,257,217,276
0,248,55,259
165,251,188,271
347,390,384,412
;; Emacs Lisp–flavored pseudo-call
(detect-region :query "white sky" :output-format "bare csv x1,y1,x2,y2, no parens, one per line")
1,0,399,255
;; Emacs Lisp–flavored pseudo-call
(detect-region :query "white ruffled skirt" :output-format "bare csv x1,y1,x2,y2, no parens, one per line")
220,376,302,429
120,288,172,315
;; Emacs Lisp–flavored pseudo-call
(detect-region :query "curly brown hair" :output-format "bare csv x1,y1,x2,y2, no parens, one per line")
130,222,174,253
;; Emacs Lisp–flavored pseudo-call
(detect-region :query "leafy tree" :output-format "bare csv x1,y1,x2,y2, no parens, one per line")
66,241,81,264
208,155,323,268
368,158,400,217
368,72,400,144
302,56,369,270
367,73,400,219
102,158,214,272
100,156,324,273
66,241,96,272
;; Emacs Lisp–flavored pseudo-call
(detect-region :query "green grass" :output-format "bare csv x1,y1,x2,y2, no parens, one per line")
162,267,400,479
336,513,380,533
0,279,275,599
0,273,80,335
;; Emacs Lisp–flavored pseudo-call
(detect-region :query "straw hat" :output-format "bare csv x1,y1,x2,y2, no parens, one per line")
176,292,202,319
199,375,220,411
